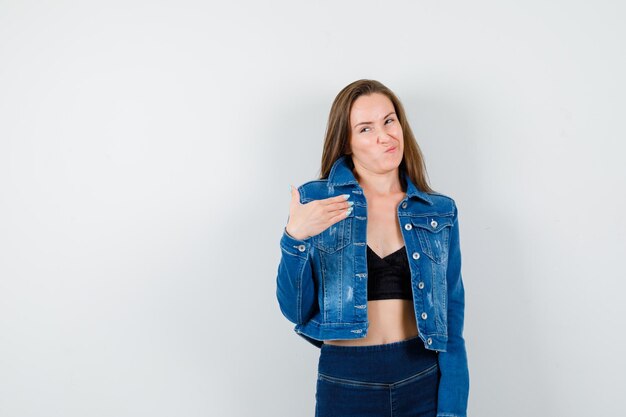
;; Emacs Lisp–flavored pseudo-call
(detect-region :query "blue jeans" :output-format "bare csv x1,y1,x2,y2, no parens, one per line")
315,335,440,417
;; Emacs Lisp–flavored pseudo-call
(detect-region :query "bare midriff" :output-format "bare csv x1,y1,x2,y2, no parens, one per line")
324,299,418,346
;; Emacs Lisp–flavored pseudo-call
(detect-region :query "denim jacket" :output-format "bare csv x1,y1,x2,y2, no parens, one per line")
276,155,469,417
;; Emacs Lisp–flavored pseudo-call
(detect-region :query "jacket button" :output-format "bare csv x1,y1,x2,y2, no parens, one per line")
421,312,428,320
401,202,407,209
297,244,306,252
427,338,432,345
430,219,438,228
418,281,425,289
412,252,420,260
404,223,412,231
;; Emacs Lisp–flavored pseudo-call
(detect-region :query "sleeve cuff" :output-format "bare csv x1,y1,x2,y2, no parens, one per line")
280,228,312,256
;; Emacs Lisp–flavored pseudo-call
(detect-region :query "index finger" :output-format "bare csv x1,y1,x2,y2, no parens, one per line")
320,193,351,205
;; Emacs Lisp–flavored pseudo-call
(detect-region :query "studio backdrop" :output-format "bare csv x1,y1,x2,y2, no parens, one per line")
0,1,624,416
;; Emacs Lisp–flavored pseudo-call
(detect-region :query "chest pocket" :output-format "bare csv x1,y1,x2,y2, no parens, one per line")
312,212,353,254
410,216,453,264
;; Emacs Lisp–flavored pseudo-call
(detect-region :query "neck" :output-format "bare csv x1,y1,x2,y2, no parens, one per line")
352,164,403,197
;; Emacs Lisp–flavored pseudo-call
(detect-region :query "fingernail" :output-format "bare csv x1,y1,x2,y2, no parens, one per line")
341,193,351,200
347,201,354,207
346,207,353,215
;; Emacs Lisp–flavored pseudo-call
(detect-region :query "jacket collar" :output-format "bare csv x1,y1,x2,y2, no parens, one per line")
327,155,434,205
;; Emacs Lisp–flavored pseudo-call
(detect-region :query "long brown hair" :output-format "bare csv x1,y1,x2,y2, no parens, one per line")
319,79,435,194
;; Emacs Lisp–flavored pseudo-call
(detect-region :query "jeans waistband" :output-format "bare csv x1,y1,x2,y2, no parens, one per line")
318,335,438,384
320,335,422,352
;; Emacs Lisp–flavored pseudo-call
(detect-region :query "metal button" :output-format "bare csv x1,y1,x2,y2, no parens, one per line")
418,281,425,289
430,219,438,228
297,244,306,252
404,223,412,231
401,202,407,209
427,338,432,345
412,252,420,260
421,312,428,320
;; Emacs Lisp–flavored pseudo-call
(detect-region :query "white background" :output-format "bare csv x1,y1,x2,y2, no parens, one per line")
1,1,625,416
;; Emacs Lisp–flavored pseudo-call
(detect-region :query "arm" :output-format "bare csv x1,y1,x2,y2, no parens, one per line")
437,200,470,417
275,227,317,325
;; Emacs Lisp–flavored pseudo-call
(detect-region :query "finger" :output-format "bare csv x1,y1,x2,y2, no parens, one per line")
320,193,351,205
290,185,301,206
325,200,352,213
328,207,352,224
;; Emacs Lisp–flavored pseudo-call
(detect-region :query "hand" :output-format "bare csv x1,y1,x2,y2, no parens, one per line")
285,185,353,240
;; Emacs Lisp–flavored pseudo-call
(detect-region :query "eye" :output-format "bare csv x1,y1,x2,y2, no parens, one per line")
385,118,394,124
359,127,370,133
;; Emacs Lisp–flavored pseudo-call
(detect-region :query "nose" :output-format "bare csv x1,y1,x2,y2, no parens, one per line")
378,131,392,144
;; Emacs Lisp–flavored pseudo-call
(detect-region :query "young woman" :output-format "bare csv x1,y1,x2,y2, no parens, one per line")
276,79,469,417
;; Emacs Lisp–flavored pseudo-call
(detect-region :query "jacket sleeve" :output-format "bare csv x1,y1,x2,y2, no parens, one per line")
275,226,317,325
437,200,470,417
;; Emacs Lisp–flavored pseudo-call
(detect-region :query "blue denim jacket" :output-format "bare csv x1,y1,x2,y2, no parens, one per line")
276,155,469,417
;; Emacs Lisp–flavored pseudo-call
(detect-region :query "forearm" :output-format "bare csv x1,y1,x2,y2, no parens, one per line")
436,201,470,417
275,228,317,324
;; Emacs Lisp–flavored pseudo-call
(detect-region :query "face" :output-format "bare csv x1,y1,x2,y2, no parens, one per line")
348,93,404,176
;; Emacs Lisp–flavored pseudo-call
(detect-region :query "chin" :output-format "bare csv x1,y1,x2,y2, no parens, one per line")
380,159,402,172
388,153,403,166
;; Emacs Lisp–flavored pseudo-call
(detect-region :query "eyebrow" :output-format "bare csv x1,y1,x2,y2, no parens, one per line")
353,112,396,129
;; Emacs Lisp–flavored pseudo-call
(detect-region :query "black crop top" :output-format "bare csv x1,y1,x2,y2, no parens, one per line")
366,245,413,301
